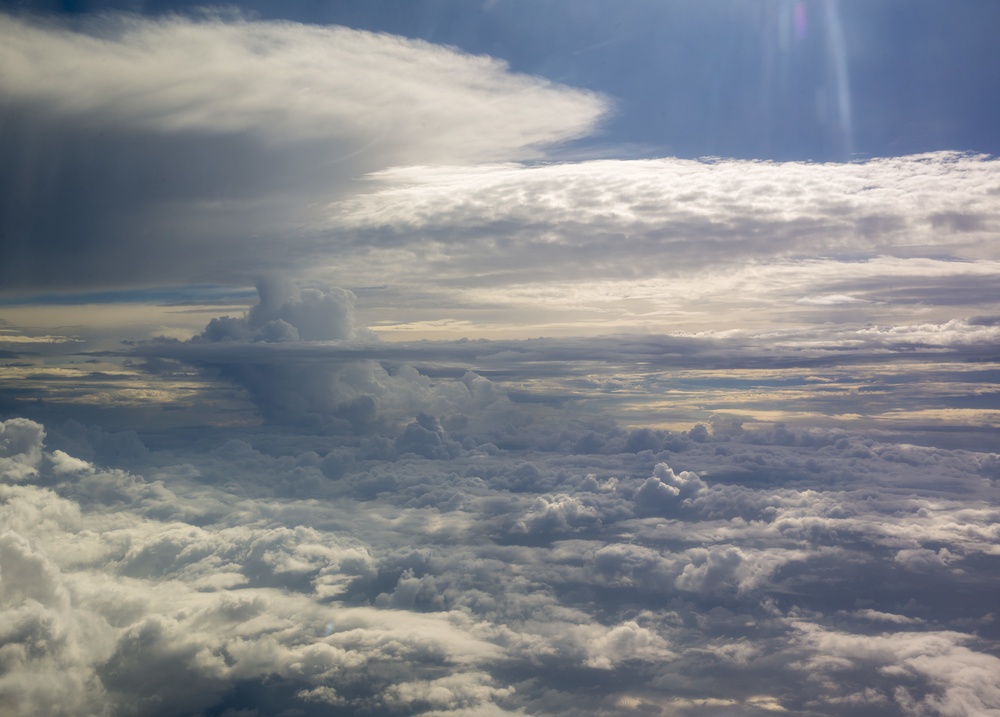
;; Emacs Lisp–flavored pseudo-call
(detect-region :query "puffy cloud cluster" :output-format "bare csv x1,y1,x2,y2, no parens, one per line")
633,462,707,515
0,418,44,481
166,279,512,436
199,277,374,344
3,410,999,716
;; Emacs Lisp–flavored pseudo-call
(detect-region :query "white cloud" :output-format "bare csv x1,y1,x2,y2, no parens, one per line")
2,408,1000,716
315,153,1000,336
0,418,45,482
0,11,605,294
794,624,1000,716
0,12,603,161
633,462,707,515
331,153,1000,260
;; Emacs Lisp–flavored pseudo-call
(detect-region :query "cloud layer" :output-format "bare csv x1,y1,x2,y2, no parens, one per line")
323,152,1000,334
4,12,998,345
116,278,1000,447
4,405,999,716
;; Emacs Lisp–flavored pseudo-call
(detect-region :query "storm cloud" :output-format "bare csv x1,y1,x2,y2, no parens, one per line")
0,10,605,293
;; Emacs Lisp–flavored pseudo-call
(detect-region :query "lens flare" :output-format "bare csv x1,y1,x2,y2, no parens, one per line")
824,0,855,156
794,1,808,42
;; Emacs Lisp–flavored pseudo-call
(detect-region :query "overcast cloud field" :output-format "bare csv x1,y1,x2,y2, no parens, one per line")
2,2,1000,716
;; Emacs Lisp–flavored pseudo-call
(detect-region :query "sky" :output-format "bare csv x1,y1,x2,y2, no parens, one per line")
1,1,1000,716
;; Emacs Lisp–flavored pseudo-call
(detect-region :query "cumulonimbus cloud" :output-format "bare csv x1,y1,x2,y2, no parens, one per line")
0,11,605,160
0,10,607,293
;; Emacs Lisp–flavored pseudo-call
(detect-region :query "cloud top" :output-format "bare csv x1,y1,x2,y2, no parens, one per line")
0,11,606,161
0,10,606,293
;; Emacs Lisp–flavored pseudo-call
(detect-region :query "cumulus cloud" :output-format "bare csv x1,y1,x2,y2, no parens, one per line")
0,418,45,481
4,410,998,716
793,624,1000,716
245,278,374,342
633,462,707,515
155,278,515,436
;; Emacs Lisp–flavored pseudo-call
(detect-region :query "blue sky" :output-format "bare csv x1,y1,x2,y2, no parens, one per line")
2,3,1000,717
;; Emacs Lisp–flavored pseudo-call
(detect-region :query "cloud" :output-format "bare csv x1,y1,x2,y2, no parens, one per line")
328,152,1000,277
0,417,45,481
633,462,707,515
286,152,1000,340
0,11,603,159
0,11,606,293
4,6,998,350
0,530,115,717
132,282,1000,447
2,407,999,716
2,5,998,715
163,279,515,435
197,276,377,344
581,619,674,670
793,624,1000,716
